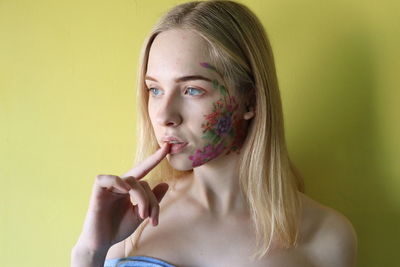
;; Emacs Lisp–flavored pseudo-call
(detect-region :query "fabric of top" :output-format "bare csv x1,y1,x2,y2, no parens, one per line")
104,256,177,267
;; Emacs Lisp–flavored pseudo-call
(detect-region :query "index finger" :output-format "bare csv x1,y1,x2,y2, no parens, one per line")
121,142,171,180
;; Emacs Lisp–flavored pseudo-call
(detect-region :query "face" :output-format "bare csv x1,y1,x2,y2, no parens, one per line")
145,29,253,171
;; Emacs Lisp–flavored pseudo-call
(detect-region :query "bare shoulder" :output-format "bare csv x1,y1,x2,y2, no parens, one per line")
105,240,125,260
299,192,358,267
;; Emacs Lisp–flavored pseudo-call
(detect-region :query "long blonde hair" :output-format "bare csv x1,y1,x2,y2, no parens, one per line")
129,0,305,260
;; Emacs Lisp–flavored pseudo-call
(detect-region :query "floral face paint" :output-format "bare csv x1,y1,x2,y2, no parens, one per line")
188,62,248,167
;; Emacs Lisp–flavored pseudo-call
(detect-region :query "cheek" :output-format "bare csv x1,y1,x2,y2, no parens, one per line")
200,96,244,145
147,99,161,128
147,102,154,123
201,99,232,141
188,96,245,167
147,105,162,142
147,110,156,130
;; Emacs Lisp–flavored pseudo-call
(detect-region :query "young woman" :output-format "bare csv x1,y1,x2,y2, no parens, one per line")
71,1,357,266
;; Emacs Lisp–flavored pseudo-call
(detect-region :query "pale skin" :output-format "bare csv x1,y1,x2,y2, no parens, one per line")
71,29,357,267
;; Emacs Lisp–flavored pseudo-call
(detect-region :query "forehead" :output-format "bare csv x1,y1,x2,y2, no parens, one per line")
146,29,219,80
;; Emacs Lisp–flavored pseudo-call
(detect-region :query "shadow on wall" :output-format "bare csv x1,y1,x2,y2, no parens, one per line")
290,26,399,266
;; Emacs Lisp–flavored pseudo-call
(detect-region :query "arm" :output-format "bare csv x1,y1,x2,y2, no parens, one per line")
71,245,108,267
71,239,125,267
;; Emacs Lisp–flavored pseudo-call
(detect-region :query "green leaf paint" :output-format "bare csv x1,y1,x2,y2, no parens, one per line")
188,62,248,167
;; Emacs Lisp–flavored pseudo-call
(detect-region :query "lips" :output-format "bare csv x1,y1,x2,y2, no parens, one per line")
169,142,188,154
162,135,186,143
161,135,188,154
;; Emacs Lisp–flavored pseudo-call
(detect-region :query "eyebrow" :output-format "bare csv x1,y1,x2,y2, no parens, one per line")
144,75,212,83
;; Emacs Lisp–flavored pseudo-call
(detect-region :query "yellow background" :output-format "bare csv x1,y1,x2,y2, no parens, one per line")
1,0,399,266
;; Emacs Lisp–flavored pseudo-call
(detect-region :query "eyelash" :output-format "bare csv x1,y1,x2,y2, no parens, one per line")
147,87,205,97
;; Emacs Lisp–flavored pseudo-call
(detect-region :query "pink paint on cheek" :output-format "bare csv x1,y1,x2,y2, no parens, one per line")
187,99,234,167
188,143,226,167
187,62,248,167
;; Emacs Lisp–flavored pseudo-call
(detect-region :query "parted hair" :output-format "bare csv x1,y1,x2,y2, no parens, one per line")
129,0,305,260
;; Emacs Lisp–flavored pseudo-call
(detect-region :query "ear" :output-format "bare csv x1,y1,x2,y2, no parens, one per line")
243,106,255,120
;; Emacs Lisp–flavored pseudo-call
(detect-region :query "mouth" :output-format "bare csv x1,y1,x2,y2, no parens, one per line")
168,140,184,144
161,135,189,154
167,141,188,154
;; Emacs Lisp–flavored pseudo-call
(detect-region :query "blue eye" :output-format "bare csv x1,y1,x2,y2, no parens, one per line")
148,87,163,96
185,87,204,96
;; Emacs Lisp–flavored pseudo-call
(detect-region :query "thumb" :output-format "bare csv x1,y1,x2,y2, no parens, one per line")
152,182,169,203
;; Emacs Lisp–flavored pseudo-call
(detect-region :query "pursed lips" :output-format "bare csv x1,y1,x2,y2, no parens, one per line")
162,135,186,144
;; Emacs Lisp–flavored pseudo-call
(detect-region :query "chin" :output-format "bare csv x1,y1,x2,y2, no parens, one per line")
166,154,194,171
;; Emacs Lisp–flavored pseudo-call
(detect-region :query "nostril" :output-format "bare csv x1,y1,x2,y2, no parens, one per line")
156,112,182,127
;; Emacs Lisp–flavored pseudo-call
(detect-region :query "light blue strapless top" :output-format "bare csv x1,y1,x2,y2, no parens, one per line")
104,256,177,267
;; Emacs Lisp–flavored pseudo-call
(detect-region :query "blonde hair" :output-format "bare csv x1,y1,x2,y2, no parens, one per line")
128,0,305,261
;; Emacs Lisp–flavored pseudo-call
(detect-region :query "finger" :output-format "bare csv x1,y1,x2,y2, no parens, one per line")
95,174,131,194
152,183,169,225
123,176,150,219
121,142,171,181
153,182,169,203
139,181,159,226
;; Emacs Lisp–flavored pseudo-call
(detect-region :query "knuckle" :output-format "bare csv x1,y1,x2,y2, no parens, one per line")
96,174,114,179
139,180,150,189
130,185,149,204
94,175,121,189
124,176,138,185
95,174,111,183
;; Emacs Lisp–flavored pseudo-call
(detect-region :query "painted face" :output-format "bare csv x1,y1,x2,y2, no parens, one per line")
146,29,252,171
188,62,248,167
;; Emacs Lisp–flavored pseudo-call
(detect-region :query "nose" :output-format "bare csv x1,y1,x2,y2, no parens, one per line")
154,93,183,127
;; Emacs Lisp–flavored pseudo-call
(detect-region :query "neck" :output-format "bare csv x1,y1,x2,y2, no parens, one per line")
188,151,249,217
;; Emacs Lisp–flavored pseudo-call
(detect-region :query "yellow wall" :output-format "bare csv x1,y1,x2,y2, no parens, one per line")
1,0,398,266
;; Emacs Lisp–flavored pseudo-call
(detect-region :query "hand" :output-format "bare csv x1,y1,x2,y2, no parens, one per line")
74,142,171,253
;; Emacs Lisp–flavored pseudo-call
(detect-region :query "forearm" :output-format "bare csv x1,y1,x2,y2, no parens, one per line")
71,245,108,267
